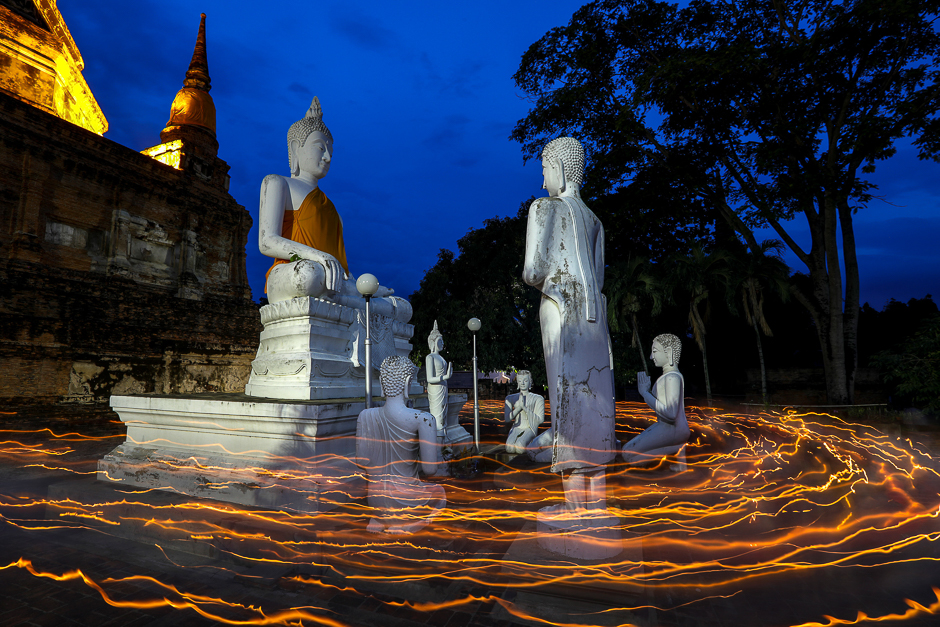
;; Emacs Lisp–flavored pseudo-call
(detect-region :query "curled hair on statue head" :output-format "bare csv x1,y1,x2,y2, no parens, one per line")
653,333,682,367
379,355,416,398
287,96,333,175
541,136,585,185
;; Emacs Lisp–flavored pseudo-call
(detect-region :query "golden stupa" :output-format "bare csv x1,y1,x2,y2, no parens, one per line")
142,14,221,173
165,13,216,134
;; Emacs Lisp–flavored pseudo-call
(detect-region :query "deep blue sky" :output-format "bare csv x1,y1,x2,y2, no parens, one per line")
61,0,938,310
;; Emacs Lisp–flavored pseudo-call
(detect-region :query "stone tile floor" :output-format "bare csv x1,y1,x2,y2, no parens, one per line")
1,403,940,627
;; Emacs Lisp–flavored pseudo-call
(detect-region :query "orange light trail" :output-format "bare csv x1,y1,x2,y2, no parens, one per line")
1,403,938,626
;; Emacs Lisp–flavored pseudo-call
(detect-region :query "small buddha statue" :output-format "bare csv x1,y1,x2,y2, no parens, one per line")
425,321,453,434
356,356,446,534
504,370,545,454
621,333,691,465
258,96,397,311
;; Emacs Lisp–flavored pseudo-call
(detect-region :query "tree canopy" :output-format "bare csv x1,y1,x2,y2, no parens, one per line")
512,0,940,403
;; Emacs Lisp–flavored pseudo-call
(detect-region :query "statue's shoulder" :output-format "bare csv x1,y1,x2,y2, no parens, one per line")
416,410,437,428
261,173,289,194
529,196,561,212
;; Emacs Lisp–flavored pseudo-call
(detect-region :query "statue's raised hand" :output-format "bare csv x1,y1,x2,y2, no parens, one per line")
637,371,651,395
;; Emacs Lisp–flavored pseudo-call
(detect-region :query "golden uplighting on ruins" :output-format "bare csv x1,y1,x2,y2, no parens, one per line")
140,139,184,170
0,0,107,135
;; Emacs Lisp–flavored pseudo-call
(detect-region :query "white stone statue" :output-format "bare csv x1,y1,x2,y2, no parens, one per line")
523,136,617,484
245,97,418,400
258,96,394,306
425,321,453,434
621,333,690,465
503,370,545,454
356,355,446,534
523,136,620,558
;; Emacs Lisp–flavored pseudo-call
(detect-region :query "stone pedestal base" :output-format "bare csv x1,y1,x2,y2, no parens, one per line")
441,393,472,449
536,508,623,560
99,392,467,513
245,296,419,400
99,393,372,513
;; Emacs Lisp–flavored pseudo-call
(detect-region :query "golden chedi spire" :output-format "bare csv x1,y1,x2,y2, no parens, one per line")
164,13,216,135
144,13,230,189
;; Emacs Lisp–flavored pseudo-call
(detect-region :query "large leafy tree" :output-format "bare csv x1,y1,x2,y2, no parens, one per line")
512,0,940,403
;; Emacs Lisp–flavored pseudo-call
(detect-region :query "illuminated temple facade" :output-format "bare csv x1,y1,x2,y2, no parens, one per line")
0,2,260,412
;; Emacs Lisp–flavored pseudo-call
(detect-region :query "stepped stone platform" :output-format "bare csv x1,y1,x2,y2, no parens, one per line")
99,391,469,513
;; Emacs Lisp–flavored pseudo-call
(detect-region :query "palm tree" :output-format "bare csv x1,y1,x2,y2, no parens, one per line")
606,256,663,376
669,244,732,404
731,240,791,405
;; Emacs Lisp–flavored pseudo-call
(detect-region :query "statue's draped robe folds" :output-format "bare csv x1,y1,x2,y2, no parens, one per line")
505,392,545,453
524,196,617,472
622,371,689,459
355,407,445,530
426,353,448,430
265,187,349,290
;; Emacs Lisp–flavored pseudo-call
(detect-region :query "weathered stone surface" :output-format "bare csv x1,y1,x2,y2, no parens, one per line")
0,92,260,412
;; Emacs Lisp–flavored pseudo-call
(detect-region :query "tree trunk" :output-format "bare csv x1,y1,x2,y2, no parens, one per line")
778,192,858,405
839,200,860,404
752,318,768,405
702,338,712,405
633,313,649,376
822,196,849,404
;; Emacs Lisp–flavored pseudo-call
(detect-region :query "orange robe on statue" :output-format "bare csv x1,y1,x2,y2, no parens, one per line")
265,188,350,293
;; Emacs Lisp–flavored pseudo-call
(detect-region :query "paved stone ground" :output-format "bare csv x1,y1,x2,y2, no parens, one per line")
1,406,940,627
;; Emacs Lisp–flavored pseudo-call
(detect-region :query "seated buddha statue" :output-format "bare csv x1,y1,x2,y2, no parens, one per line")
258,97,400,315
356,356,446,534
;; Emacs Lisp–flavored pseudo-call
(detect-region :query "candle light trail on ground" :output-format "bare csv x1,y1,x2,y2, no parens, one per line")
0,402,938,626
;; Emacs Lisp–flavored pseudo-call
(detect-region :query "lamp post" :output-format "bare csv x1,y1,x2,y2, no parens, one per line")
357,274,379,408
467,317,481,451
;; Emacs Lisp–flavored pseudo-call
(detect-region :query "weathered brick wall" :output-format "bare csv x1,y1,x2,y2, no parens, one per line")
0,93,261,413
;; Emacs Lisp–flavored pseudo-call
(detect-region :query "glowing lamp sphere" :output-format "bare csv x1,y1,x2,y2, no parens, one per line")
356,273,379,296
467,317,481,333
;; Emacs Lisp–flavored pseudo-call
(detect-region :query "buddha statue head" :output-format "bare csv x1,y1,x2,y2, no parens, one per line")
287,97,334,177
541,136,585,197
516,370,532,392
651,333,682,369
428,320,443,354
379,355,416,399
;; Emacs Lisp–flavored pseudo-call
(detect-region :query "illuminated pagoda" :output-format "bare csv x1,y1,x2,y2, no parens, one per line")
141,13,230,190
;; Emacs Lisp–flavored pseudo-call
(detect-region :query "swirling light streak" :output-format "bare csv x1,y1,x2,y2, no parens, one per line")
0,403,938,626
